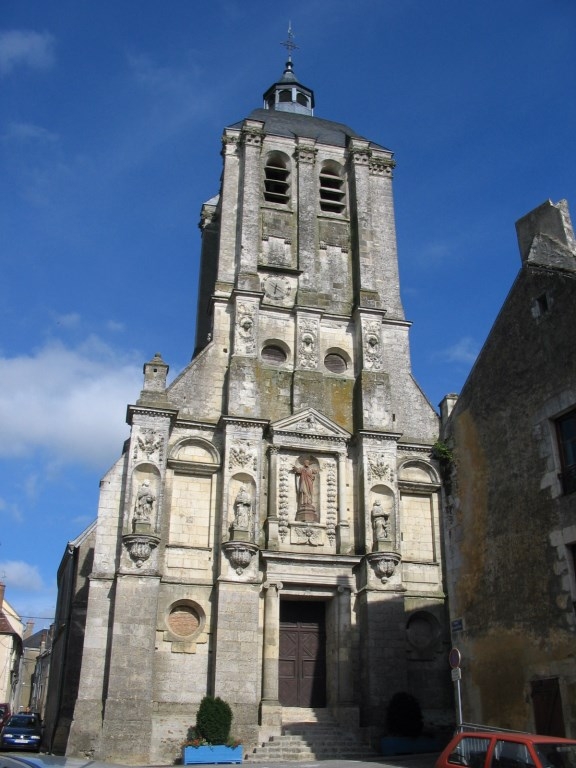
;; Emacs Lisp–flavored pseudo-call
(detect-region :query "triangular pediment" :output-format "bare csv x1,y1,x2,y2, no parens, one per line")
271,408,351,441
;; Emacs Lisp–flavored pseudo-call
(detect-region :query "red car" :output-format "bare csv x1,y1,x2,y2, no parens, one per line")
435,731,576,768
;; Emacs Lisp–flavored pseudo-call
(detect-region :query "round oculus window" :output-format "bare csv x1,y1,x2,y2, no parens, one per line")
324,353,347,374
167,604,200,637
261,345,287,365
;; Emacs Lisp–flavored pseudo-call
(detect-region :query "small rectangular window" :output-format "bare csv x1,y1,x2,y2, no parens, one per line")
556,410,576,494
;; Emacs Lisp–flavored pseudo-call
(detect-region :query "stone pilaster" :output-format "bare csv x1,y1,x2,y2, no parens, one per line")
213,580,261,748
334,586,358,726
295,139,318,303
266,447,280,550
260,581,283,739
217,129,241,286
237,120,264,290
99,574,161,762
336,452,350,553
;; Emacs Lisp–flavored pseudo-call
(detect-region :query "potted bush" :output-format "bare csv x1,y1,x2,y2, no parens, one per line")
182,696,242,765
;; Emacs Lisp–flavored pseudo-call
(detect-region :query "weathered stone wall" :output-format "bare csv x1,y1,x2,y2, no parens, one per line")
443,201,576,734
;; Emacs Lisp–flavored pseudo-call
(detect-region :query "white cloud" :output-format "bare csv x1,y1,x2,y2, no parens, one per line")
0,561,44,591
0,338,142,468
441,336,480,365
0,496,24,523
0,30,55,77
1,121,58,143
54,312,81,329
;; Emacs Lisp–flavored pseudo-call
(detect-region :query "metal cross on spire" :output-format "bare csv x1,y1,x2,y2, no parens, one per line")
281,22,298,61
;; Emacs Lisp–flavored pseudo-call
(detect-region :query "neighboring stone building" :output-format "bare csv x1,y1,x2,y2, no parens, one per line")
63,56,452,764
14,625,50,713
0,583,23,713
441,199,576,737
43,522,95,753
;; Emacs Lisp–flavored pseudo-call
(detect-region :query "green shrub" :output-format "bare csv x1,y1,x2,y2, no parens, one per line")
385,691,423,738
195,696,233,745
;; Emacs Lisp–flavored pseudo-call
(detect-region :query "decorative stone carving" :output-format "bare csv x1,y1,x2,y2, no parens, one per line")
369,156,395,177
229,440,257,471
222,134,239,156
235,302,257,356
352,149,371,165
291,458,319,522
368,453,394,483
294,146,317,164
123,533,160,568
363,320,383,370
292,413,329,435
325,461,337,545
297,319,318,370
222,542,258,575
134,429,164,462
278,457,290,542
367,552,401,583
242,128,262,147
291,524,323,546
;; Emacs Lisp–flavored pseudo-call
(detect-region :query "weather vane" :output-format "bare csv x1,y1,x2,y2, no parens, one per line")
281,22,298,60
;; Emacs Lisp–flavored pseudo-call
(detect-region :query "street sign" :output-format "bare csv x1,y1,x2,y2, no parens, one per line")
451,668,462,681
449,647,461,669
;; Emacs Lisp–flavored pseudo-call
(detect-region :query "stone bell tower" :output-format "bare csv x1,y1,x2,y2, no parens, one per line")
66,41,452,764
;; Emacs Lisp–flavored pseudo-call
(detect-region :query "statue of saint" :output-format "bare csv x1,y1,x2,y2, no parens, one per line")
135,479,155,523
371,499,390,541
291,459,318,510
232,484,252,530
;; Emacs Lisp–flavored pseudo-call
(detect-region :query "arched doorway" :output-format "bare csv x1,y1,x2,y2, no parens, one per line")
279,601,326,707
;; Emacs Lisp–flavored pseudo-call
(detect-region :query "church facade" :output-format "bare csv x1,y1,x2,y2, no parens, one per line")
64,58,452,764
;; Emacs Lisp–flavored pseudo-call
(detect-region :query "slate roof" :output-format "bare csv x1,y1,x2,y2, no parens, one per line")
229,108,391,153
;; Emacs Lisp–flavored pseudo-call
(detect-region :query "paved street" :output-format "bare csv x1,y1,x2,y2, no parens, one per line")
148,752,440,768
241,753,439,768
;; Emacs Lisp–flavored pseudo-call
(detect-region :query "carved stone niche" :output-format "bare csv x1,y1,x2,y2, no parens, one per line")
222,541,259,575
366,551,401,584
123,533,160,568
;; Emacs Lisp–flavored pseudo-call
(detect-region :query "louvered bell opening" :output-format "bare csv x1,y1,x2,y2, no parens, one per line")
264,164,290,204
324,353,347,374
320,172,345,213
261,345,287,365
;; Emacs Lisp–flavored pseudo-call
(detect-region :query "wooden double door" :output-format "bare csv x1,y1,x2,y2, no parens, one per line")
279,600,326,707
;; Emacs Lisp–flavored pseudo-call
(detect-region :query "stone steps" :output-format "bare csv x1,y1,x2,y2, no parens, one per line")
249,708,377,762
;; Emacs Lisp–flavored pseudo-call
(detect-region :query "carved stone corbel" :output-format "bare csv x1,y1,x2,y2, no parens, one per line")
366,551,401,583
222,541,259,575
123,533,160,568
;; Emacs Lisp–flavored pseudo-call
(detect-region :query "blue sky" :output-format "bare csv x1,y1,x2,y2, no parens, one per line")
1,0,575,629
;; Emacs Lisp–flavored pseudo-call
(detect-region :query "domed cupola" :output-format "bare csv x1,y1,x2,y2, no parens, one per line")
262,26,314,116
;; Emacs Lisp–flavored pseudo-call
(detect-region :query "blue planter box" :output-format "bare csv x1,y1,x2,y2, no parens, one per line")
183,745,243,764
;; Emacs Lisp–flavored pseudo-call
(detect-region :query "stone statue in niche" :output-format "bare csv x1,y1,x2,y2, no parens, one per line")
135,479,155,524
371,499,390,543
232,485,252,531
291,458,319,522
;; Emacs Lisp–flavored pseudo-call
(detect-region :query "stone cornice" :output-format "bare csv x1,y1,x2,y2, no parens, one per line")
127,405,178,426
358,430,403,443
221,415,269,431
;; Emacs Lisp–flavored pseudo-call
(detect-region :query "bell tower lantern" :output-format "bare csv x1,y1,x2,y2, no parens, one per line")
262,25,314,115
